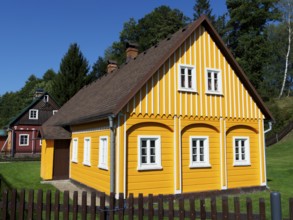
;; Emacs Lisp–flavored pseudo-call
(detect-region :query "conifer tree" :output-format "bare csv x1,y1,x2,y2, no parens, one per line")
52,43,89,105
193,0,215,22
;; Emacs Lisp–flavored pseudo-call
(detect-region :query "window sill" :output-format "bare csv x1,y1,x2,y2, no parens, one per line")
71,160,78,163
137,165,163,171
178,88,197,93
233,163,251,167
83,162,91,167
206,91,223,96
189,163,211,168
19,145,29,147
98,165,108,171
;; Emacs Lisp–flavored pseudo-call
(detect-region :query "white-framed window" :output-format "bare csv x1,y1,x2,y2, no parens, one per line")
138,136,162,170
189,136,210,168
233,137,250,166
53,110,58,115
43,95,49,102
83,137,91,166
206,68,222,95
72,138,78,163
40,139,42,146
29,109,38,120
19,134,29,146
178,64,197,92
98,136,108,170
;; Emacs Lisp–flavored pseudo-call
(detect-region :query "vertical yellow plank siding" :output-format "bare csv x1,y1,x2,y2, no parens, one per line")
181,122,221,192
126,118,174,197
123,25,264,122
226,122,260,188
70,122,111,194
40,140,54,180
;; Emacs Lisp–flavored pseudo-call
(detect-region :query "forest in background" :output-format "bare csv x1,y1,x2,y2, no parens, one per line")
0,0,292,135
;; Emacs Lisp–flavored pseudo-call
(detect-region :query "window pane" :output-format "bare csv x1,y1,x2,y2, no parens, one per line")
142,140,147,148
142,156,147,164
150,156,155,163
141,148,146,156
192,147,196,154
188,69,192,88
193,155,197,162
200,155,204,161
150,148,155,155
150,140,155,148
192,140,196,147
181,68,185,88
200,147,204,154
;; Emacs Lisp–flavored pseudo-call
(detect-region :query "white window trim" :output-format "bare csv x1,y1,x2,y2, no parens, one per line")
233,136,251,166
83,137,91,166
72,138,78,163
205,68,223,95
29,109,39,120
137,135,162,171
19,134,29,146
98,136,108,170
189,136,211,168
43,95,49,102
53,110,58,115
178,64,197,92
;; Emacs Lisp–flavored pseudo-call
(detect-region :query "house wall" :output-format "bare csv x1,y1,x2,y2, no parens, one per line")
70,121,111,195
115,24,267,197
13,125,41,154
40,139,54,180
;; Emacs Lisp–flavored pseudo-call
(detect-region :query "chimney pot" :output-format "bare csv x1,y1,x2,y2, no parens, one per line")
107,60,118,73
126,42,139,62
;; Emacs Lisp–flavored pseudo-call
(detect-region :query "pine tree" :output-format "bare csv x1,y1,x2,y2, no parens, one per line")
52,43,89,105
226,0,280,90
193,0,215,22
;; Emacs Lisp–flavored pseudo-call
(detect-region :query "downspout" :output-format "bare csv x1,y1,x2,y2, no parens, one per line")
108,115,116,194
264,121,273,134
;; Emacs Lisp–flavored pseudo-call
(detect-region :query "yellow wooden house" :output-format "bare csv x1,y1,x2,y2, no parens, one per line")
40,15,274,198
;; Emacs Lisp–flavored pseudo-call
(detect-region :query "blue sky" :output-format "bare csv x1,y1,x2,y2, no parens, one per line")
0,0,227,96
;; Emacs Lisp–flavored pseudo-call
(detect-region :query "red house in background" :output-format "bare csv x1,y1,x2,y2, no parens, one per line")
2,89,59,157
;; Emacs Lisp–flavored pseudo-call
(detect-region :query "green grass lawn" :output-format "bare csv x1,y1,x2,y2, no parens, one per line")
0,131,293,218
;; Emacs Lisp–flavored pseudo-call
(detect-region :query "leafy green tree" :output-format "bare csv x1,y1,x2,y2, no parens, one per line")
52,43,89,105
91,5,189,77
226,0,280,90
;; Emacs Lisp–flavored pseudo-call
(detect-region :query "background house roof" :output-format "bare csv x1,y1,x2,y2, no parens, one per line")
42,15,274,139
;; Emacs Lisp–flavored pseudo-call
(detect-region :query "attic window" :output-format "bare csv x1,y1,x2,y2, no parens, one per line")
178,64,197,92
43,95,49,102
29,109,38,120
205,68,222,95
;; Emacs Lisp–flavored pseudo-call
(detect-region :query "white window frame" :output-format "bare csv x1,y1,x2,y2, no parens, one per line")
137,135,162,170
53,110,58,115
29,109,38,120
178,64,197,92
83,137,91,166
189,136,211,168
98,136,108,170
72,138,78,163
19,134,29,146
205,68,222,95
233,136,250,166
43,95,49,102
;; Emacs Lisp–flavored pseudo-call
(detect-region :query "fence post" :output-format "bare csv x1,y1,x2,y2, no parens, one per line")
271,192,282,220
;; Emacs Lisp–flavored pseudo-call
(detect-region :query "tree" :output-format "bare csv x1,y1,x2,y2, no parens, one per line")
278,0,293,98
226,0,280,90
89,56,108,81
91,5,189,75
52,43,89,105
193,0,215,22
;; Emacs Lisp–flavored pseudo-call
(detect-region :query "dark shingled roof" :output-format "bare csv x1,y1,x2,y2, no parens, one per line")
41,15,274,139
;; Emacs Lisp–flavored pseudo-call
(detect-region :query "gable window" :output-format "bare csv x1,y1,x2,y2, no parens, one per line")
29,109,38,120
190,136,210,168
138,136,162,170
206,69,222,94
83,137,91,166
19,134,29,146
178,64,196,92
72,138,78,163
43,95,49,102
233,137,250,166
98,136,108,170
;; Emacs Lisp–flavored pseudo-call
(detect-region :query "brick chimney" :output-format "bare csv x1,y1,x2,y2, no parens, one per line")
107,60,118,73
126,42,139,62
33,88,44,99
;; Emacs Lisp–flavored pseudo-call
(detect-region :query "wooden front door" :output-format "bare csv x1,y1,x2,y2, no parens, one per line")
53,140,70,180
